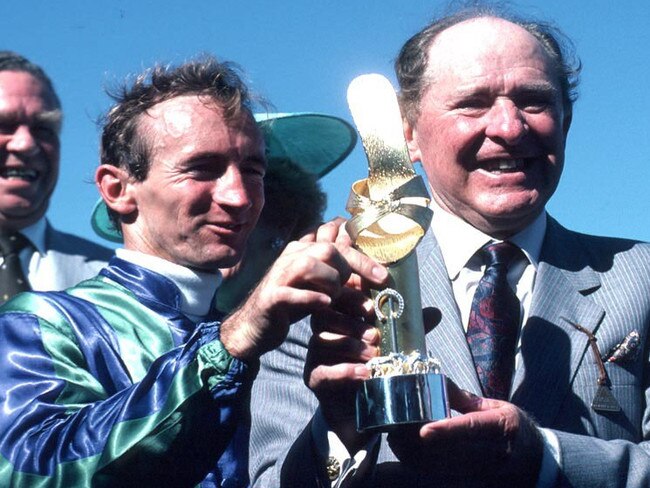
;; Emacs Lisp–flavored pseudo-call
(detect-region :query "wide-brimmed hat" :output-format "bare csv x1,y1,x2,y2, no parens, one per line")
91,112,357,242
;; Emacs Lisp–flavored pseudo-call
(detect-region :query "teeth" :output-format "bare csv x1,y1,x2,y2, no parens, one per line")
485,159,523,172
2,168,39,181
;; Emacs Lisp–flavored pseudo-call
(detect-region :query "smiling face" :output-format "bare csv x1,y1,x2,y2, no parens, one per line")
0,70,61,230
406,17,570,238
123,95,266,271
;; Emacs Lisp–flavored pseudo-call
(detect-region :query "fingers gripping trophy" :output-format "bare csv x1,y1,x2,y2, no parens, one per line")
346,74,450,431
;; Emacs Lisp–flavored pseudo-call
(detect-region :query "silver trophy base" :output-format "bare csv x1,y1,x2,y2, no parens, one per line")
356,373,450,432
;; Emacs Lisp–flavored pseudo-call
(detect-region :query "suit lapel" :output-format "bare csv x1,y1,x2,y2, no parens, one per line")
415,217,607,411
510,217,605,425
417,230,483,395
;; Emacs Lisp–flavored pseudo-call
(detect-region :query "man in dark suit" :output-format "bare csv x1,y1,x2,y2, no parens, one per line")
0,51,112,302
249,5,650,487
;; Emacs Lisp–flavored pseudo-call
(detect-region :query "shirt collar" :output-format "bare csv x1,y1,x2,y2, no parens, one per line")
18,217,47,255
115,248,221,320
430,199,546,280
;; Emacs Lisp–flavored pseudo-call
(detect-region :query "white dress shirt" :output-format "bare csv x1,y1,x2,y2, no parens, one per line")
430,200,546,366
12,218,56,291
7,218,109,292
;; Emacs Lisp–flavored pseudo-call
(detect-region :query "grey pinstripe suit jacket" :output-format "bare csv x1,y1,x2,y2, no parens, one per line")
250,216,650,487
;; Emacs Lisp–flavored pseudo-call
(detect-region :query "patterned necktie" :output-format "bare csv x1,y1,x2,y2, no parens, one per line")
466,241,522,400
0,232,31,304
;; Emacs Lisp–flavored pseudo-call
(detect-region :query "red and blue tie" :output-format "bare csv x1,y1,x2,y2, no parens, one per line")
466,242,522,400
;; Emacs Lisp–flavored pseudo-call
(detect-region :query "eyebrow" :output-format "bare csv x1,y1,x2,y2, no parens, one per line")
183,150,267,167
35,109,63,133
512,81,560,96
0,108,63,133
454,80,560,98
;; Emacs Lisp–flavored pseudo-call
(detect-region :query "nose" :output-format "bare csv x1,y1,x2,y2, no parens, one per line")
484,99,528,146
213,166,254,211
5,125,40,156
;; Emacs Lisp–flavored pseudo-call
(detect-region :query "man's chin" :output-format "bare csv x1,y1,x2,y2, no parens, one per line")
213,253,243,270
478,209,545,238
0,203,49,229
187,249,244,273
477,190,546,216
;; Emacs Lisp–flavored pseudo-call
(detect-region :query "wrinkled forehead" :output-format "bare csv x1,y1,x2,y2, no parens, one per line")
142,94,254,130
425,17,554,78
0,70,60,110
137,94,264,156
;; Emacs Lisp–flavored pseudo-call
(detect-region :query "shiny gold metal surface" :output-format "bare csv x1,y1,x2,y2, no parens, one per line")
346,73,431,355
373,252,427,355
345,74,431,265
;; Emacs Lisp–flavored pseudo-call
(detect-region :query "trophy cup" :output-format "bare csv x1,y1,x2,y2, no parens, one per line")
346,74,450,431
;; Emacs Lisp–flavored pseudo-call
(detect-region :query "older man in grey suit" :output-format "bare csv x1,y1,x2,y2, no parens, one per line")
0,51,111,302
249,5,650,488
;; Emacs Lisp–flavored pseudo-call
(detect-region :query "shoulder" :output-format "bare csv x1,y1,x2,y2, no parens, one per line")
544,217,650,274
46,226,114,262
0,276,126,340
0,289,87,338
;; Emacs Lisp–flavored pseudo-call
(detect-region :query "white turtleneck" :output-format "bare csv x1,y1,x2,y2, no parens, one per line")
116,248,222,323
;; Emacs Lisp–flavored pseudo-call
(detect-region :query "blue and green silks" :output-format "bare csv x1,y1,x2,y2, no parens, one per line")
0,257,251,487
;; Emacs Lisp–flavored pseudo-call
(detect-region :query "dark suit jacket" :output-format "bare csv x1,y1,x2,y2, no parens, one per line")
249,216,650,487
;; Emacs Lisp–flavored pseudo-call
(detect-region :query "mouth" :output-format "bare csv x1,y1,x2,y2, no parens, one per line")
209,221,245,233
1,168,40,182
478,158,527,174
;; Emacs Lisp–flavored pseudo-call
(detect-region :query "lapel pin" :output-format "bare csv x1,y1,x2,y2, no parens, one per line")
562,318,622,413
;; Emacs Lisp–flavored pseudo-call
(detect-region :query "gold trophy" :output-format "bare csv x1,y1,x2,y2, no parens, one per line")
346,74,449,431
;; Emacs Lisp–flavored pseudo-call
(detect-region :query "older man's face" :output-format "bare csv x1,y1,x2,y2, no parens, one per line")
0,71,61,230
126,95,266,271
406,17,570,238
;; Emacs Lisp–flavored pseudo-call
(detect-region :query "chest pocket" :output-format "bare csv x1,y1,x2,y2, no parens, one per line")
566,330,645,442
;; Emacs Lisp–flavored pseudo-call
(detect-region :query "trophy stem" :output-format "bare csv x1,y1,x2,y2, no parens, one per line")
357,251,451,432
373,251,427,356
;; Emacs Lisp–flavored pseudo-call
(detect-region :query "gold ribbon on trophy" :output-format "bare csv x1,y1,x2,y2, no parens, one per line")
345,74,431,264
346,74,448,430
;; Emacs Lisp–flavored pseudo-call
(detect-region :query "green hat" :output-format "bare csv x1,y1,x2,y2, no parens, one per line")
91,112,357,242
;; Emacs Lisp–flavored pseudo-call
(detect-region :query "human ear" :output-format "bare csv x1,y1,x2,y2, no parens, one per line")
404,118,422,163
95,164,137,217
562,109,572,140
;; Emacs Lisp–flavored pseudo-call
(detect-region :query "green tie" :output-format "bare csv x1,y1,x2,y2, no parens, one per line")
0,232,31,304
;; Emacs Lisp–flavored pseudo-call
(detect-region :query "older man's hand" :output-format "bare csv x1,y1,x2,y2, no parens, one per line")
304,306,381,453
387,380,544,486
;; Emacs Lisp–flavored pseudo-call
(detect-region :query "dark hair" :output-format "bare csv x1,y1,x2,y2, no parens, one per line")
100,55,259,232
101,54,257,179
262,158,326,240
395,3,581,124
0,51,61,108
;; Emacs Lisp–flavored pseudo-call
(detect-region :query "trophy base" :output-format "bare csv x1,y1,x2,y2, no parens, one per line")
356,373,449,432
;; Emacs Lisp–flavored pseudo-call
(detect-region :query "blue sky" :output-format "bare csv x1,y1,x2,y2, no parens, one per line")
3,1,649,245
